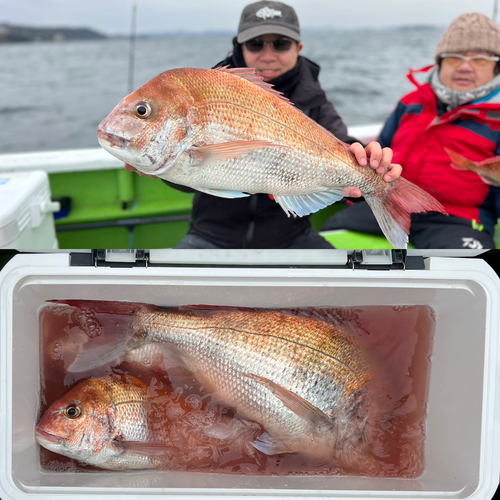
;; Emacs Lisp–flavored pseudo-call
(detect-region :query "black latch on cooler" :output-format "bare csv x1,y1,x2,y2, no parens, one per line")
348,250,424,270
71,250,150,267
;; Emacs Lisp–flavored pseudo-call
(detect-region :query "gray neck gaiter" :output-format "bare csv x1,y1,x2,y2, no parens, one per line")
429,65,500,109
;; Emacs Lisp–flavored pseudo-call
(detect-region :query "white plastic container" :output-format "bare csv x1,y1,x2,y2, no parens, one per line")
0,251,499,500
0,171,60,249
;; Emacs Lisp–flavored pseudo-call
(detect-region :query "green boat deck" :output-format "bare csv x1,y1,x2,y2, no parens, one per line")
50,168,416,249
52,169,194,248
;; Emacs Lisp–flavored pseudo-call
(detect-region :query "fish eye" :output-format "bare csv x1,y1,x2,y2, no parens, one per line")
64,404,82,419
134,101,151,119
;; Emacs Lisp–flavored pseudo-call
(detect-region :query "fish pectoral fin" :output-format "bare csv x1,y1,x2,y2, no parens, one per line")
194,187,251,198
114,440,181,457
203,419,261,442
190,140,288,164
274,188,345,217
244,373,331,426
251,432,294,455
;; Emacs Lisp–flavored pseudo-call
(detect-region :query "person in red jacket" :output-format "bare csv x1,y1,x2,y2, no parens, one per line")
324,12,500,249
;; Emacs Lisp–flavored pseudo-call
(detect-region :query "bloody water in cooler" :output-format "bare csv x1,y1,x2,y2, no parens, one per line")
38,303,435,477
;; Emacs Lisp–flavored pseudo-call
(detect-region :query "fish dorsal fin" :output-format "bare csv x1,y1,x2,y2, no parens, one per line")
215,66,291,103
181,305,259,312
215,67,353,153
215,66,351,151
177,305,260,321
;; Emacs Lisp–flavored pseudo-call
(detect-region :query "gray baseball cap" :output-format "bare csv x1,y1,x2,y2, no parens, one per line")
237,1,301,44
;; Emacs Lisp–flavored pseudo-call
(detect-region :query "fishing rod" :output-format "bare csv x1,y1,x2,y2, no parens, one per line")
127,0,137,94
494,0,499,22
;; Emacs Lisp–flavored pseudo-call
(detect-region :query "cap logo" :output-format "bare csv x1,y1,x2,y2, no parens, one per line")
255,7,282,20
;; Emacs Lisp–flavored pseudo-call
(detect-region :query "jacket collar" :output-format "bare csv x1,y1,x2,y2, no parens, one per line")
213,45,327,111
284,56,327,110
407,65,500,120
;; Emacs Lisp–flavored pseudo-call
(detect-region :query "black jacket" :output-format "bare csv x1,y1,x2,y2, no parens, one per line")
167,45,357,248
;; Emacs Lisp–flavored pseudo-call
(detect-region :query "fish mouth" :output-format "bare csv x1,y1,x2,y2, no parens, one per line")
97,129,130,149
35,428,64,444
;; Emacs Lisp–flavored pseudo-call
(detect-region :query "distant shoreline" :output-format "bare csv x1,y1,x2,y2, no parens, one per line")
0,22,443,44
0,23,107,43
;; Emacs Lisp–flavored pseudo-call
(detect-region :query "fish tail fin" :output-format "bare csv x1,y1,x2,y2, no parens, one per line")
364,178,448,249
443,147,476,171
47,300,158,373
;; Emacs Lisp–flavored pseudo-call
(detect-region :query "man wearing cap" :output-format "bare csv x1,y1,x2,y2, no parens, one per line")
324,12,500,249
162,0,401,249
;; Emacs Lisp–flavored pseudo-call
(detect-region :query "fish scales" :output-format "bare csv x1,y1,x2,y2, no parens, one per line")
181,72,364,192
176,116,347,195
128,307,372,453
89,378,154,445
180,69,345,157
165,68,368,191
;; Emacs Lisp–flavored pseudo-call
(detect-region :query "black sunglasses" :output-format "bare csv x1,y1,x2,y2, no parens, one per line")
244,37,294,53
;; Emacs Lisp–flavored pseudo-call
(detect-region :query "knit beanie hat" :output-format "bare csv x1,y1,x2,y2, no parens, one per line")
435,12,500,62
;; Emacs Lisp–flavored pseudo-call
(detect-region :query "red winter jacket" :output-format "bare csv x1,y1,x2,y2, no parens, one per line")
378,65,500,224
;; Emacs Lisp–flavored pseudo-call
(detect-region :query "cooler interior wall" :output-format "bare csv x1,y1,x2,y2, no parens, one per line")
9,274,486,496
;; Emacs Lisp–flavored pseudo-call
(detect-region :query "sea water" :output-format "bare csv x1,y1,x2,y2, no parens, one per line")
38,302,435,477
1,28,444,154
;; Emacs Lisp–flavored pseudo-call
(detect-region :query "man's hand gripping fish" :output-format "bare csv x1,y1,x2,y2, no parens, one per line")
97,67,447,249
57,300,377,462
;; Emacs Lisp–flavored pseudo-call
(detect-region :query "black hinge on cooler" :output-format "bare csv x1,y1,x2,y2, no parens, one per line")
69,249,424,270
70,250,149,267
348,250,424,270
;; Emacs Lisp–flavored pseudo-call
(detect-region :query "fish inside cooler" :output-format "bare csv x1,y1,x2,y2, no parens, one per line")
1,252,499,500
36,300,434,477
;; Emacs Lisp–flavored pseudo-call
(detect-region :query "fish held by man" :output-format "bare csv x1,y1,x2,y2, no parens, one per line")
97,67,447,249
444,148,500,186
36,374,261,471
51,299,378,463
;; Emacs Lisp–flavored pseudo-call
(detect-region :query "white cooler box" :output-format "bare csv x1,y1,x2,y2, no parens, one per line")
0,171,60,249
0,250,499,500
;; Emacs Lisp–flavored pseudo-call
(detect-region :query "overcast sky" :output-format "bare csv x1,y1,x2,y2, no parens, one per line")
0,0,496,35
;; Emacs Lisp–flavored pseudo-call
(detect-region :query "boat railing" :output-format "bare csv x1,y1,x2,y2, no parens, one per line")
0,123,405,249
